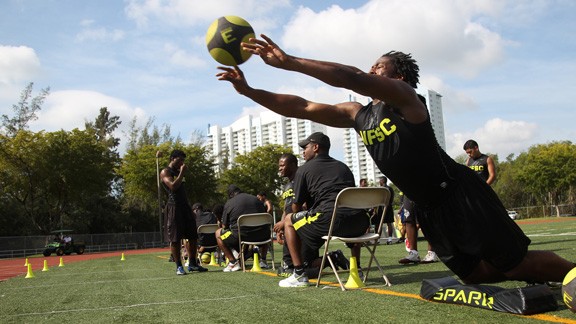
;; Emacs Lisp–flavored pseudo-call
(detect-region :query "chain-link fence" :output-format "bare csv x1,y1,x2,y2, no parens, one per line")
0,232,166,259
505,204,576,219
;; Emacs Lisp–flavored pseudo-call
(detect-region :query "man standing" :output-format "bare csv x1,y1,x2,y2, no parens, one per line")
216,185,268,272
278,132,369,288
463,140,496,186
160,150,207,275
378,176,396,244
216,34,574,284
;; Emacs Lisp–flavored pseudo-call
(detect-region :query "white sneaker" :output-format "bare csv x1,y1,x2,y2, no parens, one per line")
176,266,186,275
398,250,420,264
421,251,440,264
279,272,310,287
259,261,269,269
223,261,241,272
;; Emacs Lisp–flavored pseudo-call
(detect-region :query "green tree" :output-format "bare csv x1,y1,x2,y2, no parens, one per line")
0,129,118,234
85,107,121,152
513,141,576,216
125,116,178,151
219,144,292,213
1,82,49,136
118,138,218,232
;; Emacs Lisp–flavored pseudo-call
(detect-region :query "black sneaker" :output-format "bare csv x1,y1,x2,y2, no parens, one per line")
188,264,208,272
329,250,350,270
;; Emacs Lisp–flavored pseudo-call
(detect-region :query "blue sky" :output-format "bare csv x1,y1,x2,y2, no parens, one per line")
1,0,575,160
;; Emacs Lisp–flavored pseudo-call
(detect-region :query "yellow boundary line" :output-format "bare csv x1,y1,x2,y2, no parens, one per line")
255,270,576,323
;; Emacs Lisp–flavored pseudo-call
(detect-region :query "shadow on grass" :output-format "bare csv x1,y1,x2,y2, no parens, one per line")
363,266,455,285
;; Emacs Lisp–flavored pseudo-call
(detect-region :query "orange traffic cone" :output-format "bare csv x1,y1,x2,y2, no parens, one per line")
25,263,35,279
344,256,365,289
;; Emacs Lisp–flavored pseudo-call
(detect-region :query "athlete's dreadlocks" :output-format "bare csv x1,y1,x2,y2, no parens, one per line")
382,51,420,88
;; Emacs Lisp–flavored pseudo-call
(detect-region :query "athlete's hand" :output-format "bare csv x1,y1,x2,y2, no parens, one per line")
242,34,291,69
216,66,251,95
273,219,285,233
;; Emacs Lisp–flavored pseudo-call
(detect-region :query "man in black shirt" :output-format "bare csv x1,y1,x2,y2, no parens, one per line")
278,132,369,288
216,35,574,284
463,139,496,186
160,150,207,275
216,185,268,272
274,153,298,277
192,203,218,257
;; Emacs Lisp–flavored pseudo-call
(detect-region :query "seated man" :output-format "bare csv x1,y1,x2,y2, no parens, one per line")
192,203,218,256
216,184,269,272
279,132,370,287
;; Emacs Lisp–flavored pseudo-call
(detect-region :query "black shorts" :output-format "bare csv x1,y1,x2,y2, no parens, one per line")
165,203,197,243
292,208,370,264
198,233,217,247
219,225,270,250
416,166,530,279
400,198,417,224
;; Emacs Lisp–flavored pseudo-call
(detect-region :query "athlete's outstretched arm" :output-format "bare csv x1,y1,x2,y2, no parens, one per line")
243,34,426,123
216,65,359,128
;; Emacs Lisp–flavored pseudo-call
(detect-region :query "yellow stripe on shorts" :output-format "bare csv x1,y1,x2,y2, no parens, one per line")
220,230,232,240
293,212,321,231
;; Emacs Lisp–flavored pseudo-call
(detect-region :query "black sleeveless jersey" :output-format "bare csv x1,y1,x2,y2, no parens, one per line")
466,154,490,181
354,101,460,207
161,167,188,206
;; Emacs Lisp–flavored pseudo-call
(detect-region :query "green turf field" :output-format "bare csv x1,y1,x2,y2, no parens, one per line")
1,218,575,323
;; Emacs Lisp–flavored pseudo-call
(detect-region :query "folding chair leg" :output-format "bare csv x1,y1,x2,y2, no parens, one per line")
316,242,331,287
363,244,391,286
328,256,346,291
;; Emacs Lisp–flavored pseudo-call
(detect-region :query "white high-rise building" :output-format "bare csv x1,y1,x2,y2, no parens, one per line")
207,110,326,172
343,88,445,185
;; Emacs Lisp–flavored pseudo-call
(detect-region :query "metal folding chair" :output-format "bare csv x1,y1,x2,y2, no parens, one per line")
316,187,392,290
236,213,275,272
196,224,219,265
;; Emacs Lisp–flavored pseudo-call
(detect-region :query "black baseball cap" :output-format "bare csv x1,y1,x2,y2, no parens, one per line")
298,132,331,149
227,184,241,197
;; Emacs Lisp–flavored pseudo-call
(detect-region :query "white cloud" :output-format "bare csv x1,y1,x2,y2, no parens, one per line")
0,45,41,84
124,0,290,28
76,27,125,42
281,0,507,77
162,43,205,68
447,118,538,158
30,90,146,153
419,76,478,114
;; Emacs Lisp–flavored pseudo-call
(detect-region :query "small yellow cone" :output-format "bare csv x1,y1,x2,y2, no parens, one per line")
121,253,126,261
344,256,365,289
42,259,49,272
25,263,35,278
250,252,262,272
59,257,65,267
24,258,29,266
208,252,219,266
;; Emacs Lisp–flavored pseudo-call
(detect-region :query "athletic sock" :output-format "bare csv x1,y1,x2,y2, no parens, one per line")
294,267,305,276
